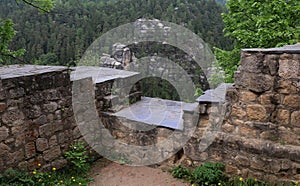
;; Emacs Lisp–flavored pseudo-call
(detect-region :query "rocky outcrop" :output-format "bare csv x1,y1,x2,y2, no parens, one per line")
100,43,132,69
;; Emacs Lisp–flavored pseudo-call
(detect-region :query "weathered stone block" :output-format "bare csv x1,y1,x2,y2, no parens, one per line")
2,110,25,125
246,104,267,121
264,54,279,75
0,102,6,113
240,52,266,73
231,105,247,119
235,72,274,93
43,102,58,113
272,109,290,125
238,126,257,137
235,155,250,166
259,93,280,105
39,124,53,137
15,133,25,147
222,123,235,133
283,95,300,109
7,149,24,165
275,80,299,94
36,138,49,152
0,127,9,141
49,135,58,147
279,58,300,79
240,91,257,102
291,111,300,126
43,146,61,161
25,142,36,159
8,87,25,99
225,164,239,175
0,143,10,156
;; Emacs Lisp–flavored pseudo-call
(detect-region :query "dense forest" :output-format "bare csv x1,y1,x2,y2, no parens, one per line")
0,0,232,66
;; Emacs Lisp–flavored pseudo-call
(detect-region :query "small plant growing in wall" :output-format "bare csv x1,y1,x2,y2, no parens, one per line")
65,141,90,173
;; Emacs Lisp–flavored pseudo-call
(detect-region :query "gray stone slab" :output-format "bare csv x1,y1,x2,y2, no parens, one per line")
110,97,198,130
0,65,67,80
196,83,233,103
70,66,140,84
242,43,300,54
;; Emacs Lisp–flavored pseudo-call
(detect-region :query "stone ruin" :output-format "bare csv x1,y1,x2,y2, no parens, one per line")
0,43,299,184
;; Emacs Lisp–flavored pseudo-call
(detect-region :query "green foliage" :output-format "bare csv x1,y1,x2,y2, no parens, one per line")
0,0,233,65
17,0,54,13
0,19,25,64
192,162,226,185
171,165,193,181
0,168,34,185
0,167,92,186
0,0,54,65
223,0,300,49
194,87,204,97
214,47,240,83
170,162,296,186
215,0,300,82
171,162,227,185
65,142,90,173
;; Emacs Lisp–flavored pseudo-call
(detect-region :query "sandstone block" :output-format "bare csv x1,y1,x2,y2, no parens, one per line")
49,135,58,147
0,127,9,141
225,164,239,175
235,72,274,93
259,94,280,105
0,102,6,112
235,155,250,166
246,104,267,121
240,52,266,73
43,102,58,113
7,149,24,165
264,54,279,75
9,87,25,99
238,126,257,137
25,142,36,159
283,95,300,109
222,123,235,133
291,111,300,126
279,58,300,78
275,80,298,94
240,91,257,102
231,105,247,119
39,124,53,137
0,143,10,156
36,138,49,152
272,109,290,125
2,110,25,125
43,146,61,161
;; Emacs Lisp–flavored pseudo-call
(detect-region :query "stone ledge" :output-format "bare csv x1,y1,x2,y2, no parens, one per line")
215,132,300,163
0,65,67,80
242,43,300,54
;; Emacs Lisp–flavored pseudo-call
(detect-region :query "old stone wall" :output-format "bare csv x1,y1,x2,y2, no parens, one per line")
187,45,300,184
0,65,77,172
0,65,143,173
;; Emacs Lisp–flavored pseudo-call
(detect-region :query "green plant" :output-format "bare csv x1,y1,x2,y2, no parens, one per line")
194,87,204,97
0,165,92,186
0,168,34,185
65,142,90,173
192,162,226,186
171,165,193,181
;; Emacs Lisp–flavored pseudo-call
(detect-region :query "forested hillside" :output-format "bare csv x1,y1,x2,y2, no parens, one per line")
0,0,232,66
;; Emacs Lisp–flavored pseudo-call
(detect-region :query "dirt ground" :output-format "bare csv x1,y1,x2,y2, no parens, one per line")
89,159,189,186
